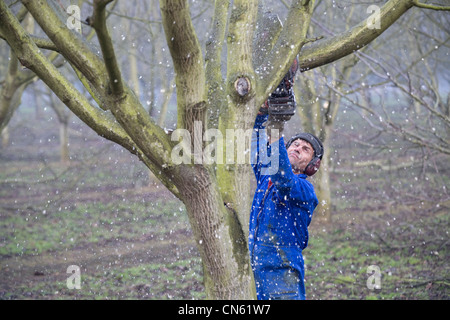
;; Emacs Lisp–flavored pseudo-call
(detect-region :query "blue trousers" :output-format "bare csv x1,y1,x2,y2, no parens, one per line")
252,243,306,300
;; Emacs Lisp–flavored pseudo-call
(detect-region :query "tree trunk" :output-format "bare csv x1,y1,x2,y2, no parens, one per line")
295,74,333,222
59,121,70,165
313,125,332,222
0,53,22,133
157,79,175,128
175,165,255,299
1,125,9,148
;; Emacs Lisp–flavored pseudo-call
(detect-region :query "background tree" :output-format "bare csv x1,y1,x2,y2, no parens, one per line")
288,0,449,222
0,0,448,299
0,11,36,144
46,88,72,164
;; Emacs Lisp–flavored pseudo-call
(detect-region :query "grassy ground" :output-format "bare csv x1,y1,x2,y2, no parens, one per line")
306,209,448,300
0,112,448,300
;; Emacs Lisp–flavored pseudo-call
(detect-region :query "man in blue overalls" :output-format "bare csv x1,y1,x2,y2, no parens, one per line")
249,59,324,300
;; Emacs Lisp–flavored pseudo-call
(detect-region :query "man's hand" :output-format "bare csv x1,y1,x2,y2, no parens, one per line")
258,100,269,115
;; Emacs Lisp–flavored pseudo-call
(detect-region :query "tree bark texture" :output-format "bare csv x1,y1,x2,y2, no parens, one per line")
174,165,254,299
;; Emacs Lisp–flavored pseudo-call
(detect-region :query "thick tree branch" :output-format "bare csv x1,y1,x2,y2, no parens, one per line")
255,0,315,106
159,0,206,130
0,32,59,52
298,0,415,72
252,7,283,69
205,0,229,128
21,0,108,94
0,1,123,147
21,0,178,184
205,0,228,82
0,1,181,197
0,51,21,133
226,0,258,100
87,0,124,97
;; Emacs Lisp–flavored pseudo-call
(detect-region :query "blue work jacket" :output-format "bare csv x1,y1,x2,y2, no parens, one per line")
249,114,318,300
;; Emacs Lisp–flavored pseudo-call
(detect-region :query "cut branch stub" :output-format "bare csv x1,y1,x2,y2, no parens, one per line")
234,77,251,97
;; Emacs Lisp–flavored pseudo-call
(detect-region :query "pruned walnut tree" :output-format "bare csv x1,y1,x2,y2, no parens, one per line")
0,0,449,299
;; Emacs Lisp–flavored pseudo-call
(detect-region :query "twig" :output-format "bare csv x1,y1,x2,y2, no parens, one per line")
412,1,450,11
303,35,324,45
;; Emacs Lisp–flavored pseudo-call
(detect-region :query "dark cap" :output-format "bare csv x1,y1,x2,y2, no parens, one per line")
286,133,324,159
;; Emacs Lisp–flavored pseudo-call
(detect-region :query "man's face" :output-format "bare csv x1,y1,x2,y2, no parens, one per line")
287,139,314,174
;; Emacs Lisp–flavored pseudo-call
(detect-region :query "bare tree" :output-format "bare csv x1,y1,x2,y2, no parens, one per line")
0,0,448,299
328,7,449,158
0,11,36,140
46,88,72,164
289,1,449,222
292,1,361,222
